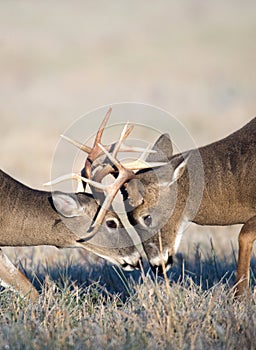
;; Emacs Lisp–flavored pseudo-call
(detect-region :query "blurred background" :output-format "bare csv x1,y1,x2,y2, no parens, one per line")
1,1,256,276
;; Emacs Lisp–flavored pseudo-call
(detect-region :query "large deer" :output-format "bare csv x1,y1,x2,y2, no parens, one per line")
123,117,256,296
48,112,256,297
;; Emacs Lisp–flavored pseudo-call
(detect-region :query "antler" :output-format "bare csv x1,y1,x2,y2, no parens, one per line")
47,108,167,239
61,107,156,179
83,107,112,179
45,147,166,236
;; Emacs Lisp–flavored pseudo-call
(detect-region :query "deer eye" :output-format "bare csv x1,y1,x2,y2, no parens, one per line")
106,219,118,230
143,214,152,227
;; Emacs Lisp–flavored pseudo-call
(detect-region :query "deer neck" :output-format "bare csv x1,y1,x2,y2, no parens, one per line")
0,170,79,247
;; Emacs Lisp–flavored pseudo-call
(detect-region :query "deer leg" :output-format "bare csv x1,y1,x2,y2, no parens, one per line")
234,216,256,297
0,249,39,301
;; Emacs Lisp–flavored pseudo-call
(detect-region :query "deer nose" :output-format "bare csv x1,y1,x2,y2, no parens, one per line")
149,251,173,274
120,254,143,271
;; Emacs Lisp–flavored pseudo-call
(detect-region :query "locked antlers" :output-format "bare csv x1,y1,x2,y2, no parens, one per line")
46,108,166,238
61,108,154,181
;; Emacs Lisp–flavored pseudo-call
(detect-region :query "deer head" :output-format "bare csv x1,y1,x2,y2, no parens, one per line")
51,190,143,270
124,134,190,272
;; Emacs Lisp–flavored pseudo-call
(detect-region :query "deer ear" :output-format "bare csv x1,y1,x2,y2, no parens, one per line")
146,133,173,162
168,153,190,186
53,192,84,218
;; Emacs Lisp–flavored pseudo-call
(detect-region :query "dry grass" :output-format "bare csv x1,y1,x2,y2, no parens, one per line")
0,242,255,350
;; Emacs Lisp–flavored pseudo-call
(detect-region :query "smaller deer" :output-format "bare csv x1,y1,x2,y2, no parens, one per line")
0,112,158,300
124,118,256,296
0,169,142,300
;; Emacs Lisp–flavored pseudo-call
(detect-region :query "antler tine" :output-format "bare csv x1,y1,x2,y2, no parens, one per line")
118,144,156,154
94,107,112,146
83,107,113,180
121,159,168,171
111,122,155,155
119,142,167,170
75,174,108,191
76,228,99,242
98,143,122,170
44,173,108,191
91,196,113,229
60,135,92,154
112,122,134,158
121,123,134,142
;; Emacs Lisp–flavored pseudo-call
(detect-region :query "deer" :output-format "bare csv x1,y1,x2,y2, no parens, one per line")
122,117,256,297
0,169,144,301
51,111,256,297
0,111,164,301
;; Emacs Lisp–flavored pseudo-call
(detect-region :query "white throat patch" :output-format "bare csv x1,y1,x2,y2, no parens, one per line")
174,217,189,253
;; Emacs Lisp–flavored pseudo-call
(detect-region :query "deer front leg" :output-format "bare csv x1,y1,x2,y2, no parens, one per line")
234,216,256,297
0,249,39,301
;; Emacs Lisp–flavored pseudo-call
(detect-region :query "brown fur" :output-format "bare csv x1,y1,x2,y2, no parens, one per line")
126,118,256,296
0,170,140,299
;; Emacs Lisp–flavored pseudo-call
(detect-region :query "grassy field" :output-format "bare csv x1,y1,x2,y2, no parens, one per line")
1,1,256,349
0,250,255,349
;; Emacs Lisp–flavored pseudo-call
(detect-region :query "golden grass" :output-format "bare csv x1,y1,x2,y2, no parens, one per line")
0,239,255,350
